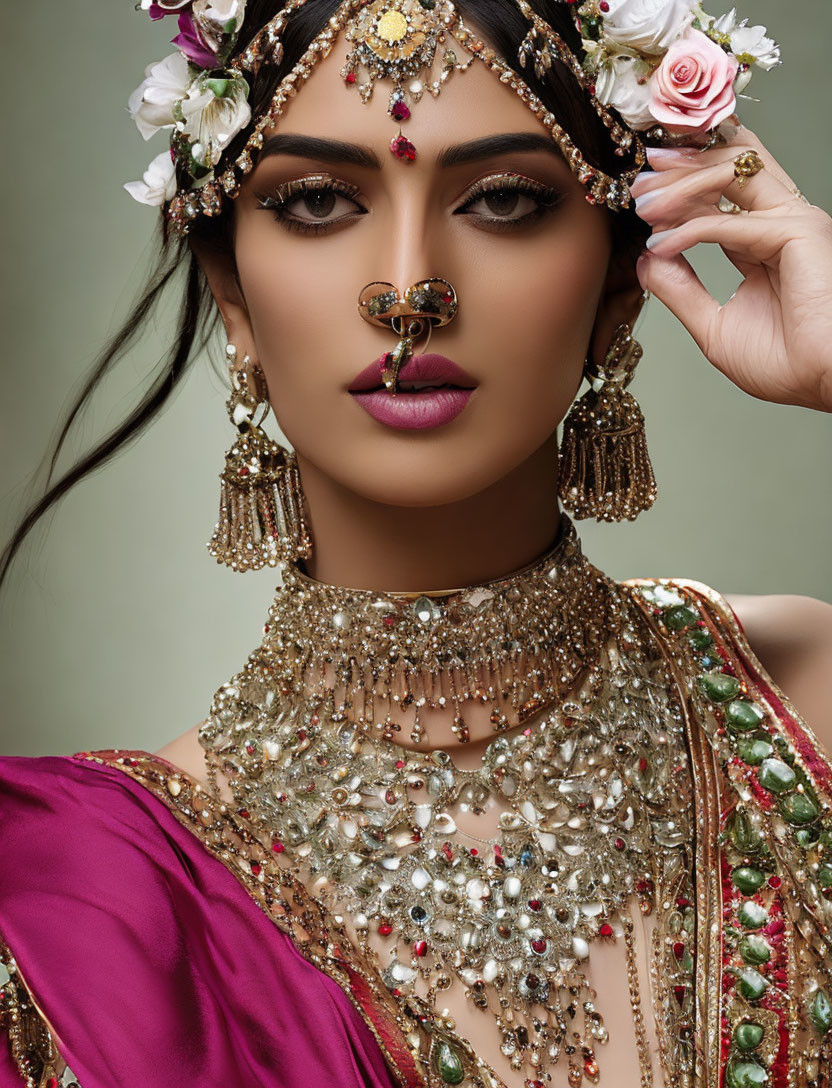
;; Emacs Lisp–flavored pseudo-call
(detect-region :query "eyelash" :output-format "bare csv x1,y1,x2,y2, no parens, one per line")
254,172,564,236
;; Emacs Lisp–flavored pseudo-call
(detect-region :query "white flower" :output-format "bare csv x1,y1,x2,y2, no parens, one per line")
180,75,251,167
594,54,655,129
601,0,694,55
124,150,177,206
711,9,780,70
128,52,192,140
193,0,246,26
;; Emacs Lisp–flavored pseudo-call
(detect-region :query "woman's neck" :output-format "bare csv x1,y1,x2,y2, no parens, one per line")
295,431,562,593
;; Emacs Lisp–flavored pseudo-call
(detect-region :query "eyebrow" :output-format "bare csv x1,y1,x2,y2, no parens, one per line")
256,132,561,170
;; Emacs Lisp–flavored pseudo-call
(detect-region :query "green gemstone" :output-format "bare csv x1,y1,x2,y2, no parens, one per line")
664,605,699,631
757,758,797,794
794,826,820,848
724,700,765,733
687,627,714,650
698,672,741,703
739,934,771,965
738,739,773,766
778,791,819,825
818,864,832,888
734,1021,765,1052
726,1059,769,1088
736,968,769,1002
731,866,765,894
738,900,768,930
729,810,762,855
810,989,832,1035
433,1039,465,1085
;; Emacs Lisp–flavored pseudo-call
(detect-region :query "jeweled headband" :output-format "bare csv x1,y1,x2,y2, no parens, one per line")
126,0,780,237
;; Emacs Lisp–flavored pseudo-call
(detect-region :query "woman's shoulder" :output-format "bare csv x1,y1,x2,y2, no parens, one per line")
622,576,832,755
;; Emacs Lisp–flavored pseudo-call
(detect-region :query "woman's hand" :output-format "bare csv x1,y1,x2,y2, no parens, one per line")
630,120,832,413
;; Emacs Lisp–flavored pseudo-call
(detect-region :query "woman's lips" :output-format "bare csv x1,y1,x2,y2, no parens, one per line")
348,352,477,430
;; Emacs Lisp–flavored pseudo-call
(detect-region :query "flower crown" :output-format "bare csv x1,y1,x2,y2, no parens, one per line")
125,0,779,230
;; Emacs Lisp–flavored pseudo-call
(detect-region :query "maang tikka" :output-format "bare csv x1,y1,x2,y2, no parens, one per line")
207,344,313,571
558,293,658,523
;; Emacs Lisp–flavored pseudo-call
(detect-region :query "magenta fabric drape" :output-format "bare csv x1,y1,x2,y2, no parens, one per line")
0,754,398,1088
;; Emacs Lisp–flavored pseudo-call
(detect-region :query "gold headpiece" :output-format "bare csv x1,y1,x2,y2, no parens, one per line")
130,0,643,236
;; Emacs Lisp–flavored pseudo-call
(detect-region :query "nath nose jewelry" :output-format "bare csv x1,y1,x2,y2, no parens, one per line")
358,278,458,395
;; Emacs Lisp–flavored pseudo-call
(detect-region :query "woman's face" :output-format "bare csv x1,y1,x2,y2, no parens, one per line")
203,30,633,508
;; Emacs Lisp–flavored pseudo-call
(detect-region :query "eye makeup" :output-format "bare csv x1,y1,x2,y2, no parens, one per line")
254,170,565,236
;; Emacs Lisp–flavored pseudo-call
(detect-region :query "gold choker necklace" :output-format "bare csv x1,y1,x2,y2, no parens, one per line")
211,514,621,749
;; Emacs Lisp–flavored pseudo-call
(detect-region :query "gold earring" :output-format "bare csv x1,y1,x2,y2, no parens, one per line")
557,319,657,522
207,344,313,571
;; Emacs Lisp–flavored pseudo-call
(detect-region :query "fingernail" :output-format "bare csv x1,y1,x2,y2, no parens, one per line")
645,228,675,251
636,253,651,289
645,146,696,160
634,191,659,211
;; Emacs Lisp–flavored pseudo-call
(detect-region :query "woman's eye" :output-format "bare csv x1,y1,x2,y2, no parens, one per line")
455,175,563,228
284,188,360,223
255,178,366,233
463,189,540,220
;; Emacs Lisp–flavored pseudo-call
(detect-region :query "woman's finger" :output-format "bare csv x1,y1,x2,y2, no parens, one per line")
636,252,721,363
640,121,800,193
645,212,797,263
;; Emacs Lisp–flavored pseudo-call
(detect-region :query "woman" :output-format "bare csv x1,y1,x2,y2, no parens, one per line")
1,1,830,1086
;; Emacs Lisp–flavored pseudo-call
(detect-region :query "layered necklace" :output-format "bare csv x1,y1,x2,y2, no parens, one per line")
199,516,694,1088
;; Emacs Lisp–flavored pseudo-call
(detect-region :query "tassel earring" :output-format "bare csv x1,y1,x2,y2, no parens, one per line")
207,344,313,571
558,317,657,522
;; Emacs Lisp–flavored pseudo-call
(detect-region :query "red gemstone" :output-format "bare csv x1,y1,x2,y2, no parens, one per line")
442,843,454,861
238,809,250,819
469,848,478,856
673,941,685,959
531,938,547,954
297,730,307,740
585,1058,599,1077
395,759,406,769
390,134,417,161
599,922,614,938
272,841,285,853
238,465,249,476
382,615,396,626
768,875,782,889
345,71,356,84
528,898,542,911
391,100,411,121
676,896,691,908
413,940,428,957
385,790,397,805
599,0,610,10
378,923,394,936
673,985,687,1004
250,861,262,876
47,1080,59,1088
638,756,649,772
614,837,625,850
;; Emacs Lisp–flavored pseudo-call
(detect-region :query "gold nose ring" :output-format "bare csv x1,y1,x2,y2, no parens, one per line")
358,278,458,394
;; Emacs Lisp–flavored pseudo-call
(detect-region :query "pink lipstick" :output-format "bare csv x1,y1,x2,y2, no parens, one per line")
348,353,477,431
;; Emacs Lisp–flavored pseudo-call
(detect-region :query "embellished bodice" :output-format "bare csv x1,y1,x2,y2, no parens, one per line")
2,576,831,1088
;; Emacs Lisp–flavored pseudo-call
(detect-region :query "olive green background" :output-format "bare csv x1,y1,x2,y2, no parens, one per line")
1,2,829,756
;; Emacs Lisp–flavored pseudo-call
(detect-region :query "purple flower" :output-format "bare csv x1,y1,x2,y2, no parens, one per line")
171,12,220,68
147,1,193,20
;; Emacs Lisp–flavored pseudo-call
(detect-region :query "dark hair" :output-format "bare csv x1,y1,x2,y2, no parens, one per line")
0,0,648,591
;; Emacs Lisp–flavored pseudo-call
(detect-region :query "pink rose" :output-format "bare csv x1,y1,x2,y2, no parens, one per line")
649,29,739,132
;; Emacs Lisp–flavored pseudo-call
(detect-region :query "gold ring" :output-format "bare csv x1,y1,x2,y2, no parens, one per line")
732,149,765,190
